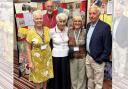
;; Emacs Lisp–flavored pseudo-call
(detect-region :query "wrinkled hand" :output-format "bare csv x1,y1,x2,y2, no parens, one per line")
28,62,34,70
69,37,76,46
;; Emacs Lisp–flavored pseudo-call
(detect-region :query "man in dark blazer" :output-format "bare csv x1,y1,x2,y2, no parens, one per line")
85,5,112,89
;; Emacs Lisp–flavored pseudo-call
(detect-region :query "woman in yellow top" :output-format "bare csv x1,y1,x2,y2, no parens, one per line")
25,10,53,89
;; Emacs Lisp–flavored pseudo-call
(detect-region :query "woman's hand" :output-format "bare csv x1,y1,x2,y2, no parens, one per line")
28,62,34,70
69,37,76,46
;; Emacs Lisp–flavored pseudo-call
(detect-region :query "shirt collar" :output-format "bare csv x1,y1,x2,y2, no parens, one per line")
90,19,99,27
55,25,65,33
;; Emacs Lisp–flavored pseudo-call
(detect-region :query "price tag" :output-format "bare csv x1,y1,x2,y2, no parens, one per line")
74,47,79,51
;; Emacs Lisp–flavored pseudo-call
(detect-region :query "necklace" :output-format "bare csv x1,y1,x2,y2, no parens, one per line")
74,29,81,45
35,28,45,43
55,27,65,41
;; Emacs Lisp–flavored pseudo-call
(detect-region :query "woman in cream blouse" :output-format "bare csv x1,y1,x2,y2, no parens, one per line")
50,13,70,89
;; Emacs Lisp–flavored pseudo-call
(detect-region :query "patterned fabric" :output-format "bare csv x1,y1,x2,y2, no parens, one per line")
104,62,112,80
68,28,86,59
26,27,53,83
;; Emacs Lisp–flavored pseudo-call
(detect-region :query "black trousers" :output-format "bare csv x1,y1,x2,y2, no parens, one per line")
52,56,71,89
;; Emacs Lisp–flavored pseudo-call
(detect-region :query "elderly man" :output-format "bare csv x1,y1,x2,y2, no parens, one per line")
85,5,112,89
43,0,57,28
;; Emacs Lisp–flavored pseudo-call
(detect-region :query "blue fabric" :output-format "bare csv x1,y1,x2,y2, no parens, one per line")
104,62,112,80
86,25,95,53
58,7,63,14
86,20,112,64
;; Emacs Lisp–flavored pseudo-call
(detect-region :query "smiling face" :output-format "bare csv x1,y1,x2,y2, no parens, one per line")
89,6,100,24
73,16,82,30
56,13,67,31
57,19,66,30
33,14,43,27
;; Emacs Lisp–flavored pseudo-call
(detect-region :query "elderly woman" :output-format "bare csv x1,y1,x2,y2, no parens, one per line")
50,13,70,89
68,15,87,89
25,10,53,89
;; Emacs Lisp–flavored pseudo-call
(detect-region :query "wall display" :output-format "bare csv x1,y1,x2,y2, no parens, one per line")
87,0,112,27
14,0,31,3
15,2,41,13
14,0,87,77
107,0,112,14
16,13,25,28
61,0,80,3
24,12,35,26
31,0,46,2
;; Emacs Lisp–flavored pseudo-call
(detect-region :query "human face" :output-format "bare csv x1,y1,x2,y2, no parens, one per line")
57,19,66,30
73,19,82,30
34,14,43,27
89,7,100,24
45,1,54,14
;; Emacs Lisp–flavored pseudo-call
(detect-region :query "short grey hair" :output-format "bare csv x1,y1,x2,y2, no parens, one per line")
56,13,68,22
32,10,43,19
89,5,101,15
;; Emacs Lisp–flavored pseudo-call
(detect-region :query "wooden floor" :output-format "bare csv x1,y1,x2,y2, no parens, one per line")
14,50,112,89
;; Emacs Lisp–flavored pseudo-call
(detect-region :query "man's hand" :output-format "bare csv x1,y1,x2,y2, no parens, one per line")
95,58,103,64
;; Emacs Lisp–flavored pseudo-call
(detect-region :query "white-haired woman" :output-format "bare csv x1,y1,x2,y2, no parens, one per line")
50,13,70,89
25,10,53,89
68,15,87,89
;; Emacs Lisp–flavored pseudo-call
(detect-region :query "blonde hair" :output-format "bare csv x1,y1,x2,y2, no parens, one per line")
72,15,84,27
73,15,82,22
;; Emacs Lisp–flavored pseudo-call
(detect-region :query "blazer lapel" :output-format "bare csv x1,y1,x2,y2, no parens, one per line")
89,20,101,45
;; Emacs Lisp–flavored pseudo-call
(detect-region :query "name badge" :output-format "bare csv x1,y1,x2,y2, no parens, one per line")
74,47,79,51
41,44,47,50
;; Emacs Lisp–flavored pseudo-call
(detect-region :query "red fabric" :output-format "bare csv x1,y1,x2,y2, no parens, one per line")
16,13,24,18
60,3,67,9
80,1,86,11
18,37,26,41
42,3,46,10
53,10,58,15
43,12,57,28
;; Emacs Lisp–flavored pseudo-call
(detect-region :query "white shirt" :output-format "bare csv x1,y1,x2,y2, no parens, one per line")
50,25,69,57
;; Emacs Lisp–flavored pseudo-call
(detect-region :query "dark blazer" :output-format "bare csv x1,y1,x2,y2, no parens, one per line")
86,20,112,64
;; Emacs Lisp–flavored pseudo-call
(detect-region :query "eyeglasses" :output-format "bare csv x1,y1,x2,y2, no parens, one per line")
74,20,82,22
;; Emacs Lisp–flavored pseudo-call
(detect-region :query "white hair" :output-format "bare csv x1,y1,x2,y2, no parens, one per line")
89,5,101,15
32,10,43,19
56,13,68,22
